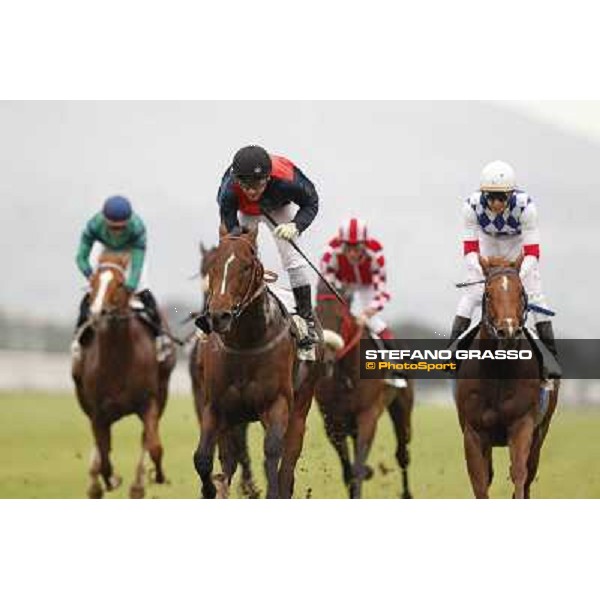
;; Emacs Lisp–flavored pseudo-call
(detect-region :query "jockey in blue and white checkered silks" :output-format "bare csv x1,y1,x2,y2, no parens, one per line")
449,161,559,370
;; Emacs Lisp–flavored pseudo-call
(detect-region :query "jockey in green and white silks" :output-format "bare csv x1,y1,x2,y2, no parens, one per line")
72,195,170,361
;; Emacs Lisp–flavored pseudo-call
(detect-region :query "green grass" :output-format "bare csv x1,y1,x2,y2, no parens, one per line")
0,390,598,498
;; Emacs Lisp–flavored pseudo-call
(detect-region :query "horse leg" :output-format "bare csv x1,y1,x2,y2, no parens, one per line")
386,391,413,499
87,445,104,499
508,416,535,499
323,415,353,496
130,442,148,499
262,395,289,499
215,432,239,499
350,409,379,499
193,408,219,499
463,424,490,499
92,421,122,493
235,424,260,499
278,392,311,499
142,399,166,484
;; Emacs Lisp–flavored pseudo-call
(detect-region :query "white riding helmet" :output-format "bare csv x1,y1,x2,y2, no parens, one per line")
480,160,516,192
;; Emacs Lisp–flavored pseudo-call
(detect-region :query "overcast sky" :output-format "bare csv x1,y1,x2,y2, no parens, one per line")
1,101,598,338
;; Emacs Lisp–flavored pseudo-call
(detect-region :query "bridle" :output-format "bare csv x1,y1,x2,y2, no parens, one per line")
481,267,529,339
207,235,265,320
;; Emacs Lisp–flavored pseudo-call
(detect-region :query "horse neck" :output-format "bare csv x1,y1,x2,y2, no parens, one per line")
223,290,273,347
96,315,135,367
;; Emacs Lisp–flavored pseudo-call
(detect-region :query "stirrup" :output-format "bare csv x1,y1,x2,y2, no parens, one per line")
70,339,82,361
155,335,173,363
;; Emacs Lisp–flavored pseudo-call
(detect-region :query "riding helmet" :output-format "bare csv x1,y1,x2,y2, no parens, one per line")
232,145,272,182
103,195,132,222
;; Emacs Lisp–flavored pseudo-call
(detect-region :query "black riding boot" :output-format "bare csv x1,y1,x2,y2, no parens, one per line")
449,316,471,344
75,293,91,330
137,289,163,336
535,321,562,379
292,285,318,349
535,321,558,358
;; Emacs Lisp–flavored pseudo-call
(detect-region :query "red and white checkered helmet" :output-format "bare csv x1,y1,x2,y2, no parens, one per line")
339,218,368,244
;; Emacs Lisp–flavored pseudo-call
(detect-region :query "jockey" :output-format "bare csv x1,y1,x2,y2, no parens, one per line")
216,145,320,349
321,217,395,345
73,195,170,360
449,160,560,374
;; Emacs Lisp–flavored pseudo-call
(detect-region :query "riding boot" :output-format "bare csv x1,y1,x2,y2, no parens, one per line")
71,293,91,359
292,285,318,349
535,321,562,379
449,316,471,344
137,289,172,362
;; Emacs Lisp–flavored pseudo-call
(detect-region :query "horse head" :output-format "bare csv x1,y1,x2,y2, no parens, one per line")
479,255,527,345
89,253,132,322
203,225,264,334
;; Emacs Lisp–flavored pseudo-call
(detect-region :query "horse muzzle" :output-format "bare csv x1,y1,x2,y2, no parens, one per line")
209,311,234,334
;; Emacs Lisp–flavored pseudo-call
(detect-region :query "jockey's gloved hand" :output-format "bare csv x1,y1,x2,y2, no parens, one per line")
273,222,299,241
519,255,537,280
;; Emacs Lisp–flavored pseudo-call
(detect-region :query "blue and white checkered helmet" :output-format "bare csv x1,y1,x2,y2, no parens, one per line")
480,161,516,192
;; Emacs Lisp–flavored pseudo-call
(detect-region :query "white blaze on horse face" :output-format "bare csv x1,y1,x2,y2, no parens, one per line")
201,274,210,293
90,270,113,315
501,275,509,292
220,252,236,296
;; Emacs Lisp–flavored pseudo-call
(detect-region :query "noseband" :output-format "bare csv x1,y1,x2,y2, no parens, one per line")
482,267,529,338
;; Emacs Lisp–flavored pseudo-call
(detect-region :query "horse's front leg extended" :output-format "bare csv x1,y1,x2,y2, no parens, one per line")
463,424,491,499
351,408,380,499
193,408,219,499
262,395,289,499
91,420,121,493
508,416,535,499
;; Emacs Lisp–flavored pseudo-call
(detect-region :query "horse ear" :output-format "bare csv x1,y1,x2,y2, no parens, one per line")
479,255,490,274
199,242,207,256
513,253,524,271
218,223,228,238
245,223,259,246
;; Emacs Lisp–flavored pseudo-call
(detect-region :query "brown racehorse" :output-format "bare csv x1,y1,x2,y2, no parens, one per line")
72,252,176,499
455,256,559,499
315,281,415,499
192,226,322,499
188,242,259,498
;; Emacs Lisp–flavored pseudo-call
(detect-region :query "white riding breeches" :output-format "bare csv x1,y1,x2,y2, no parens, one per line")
456,234,550,325
238,203,312,288
348,285,387,334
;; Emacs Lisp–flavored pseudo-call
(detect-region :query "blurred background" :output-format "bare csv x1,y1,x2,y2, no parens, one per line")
1,100,598,401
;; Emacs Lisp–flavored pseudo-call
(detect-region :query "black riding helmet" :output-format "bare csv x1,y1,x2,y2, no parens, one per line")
232,145,272,183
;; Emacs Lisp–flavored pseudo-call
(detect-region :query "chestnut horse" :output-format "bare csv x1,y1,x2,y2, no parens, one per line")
72,252,176,499
455,256,559,499
192,227,322,499
188,242,259,498
315,281,415,499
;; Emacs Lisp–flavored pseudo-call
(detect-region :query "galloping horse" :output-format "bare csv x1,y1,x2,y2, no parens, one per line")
455,256,559,499
192,226,322,499
315,281,415,499
188,241,259,498
72,252,176,498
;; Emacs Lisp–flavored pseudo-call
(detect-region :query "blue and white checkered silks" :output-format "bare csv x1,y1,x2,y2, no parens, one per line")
467,191,531,236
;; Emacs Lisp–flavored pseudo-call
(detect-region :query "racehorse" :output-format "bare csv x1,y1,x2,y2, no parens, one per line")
72,252,176,498
455,256,559,499
192,226,322,499
315,281,415,499
188,241,259,498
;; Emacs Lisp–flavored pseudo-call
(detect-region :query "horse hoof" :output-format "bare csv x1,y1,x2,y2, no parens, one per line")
155,472,166,484
402,491,413,499
129,484,145,499
240,480,261,499
107,474,122,491
364,465,374,480
87,483,104,499
213,474,229,499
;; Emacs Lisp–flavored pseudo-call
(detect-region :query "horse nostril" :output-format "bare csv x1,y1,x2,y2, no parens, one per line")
213,311,233,331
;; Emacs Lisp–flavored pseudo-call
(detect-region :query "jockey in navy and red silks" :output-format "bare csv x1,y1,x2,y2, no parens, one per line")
217,145,320,348
321,217,394,341
450,160,559,366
